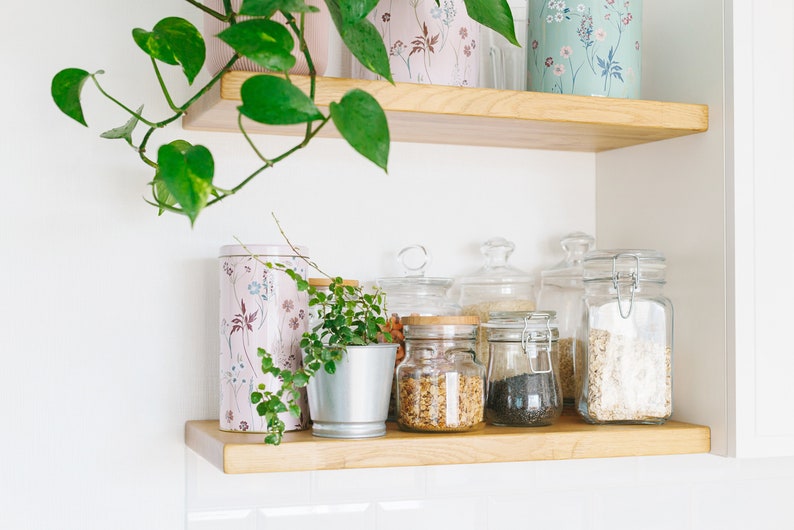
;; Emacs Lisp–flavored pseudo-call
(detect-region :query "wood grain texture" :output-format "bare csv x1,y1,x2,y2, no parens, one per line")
185,412,711,474
182,73,709,152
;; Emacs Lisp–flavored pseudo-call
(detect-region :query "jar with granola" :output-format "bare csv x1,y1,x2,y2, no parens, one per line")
458,237,536,369
579,249,673,425
396,316,485,432
536,232,594,406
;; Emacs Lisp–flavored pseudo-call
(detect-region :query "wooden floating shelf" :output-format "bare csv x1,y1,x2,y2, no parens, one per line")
185,413,710,474
182,73,709,152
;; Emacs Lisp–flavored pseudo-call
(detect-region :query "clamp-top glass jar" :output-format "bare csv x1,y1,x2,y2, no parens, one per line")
483,311,563,427
396,316,485,432
536,232,595,406
579,249,673,424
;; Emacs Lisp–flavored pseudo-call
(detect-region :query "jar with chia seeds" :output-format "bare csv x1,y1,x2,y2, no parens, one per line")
483,311,563,427
396,316,485,433
579,249,673,425
536,232,594,406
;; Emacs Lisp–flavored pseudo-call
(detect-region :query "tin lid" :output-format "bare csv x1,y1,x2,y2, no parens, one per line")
219,244,308,258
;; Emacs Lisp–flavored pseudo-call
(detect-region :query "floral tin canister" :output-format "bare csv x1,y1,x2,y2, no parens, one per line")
527,0,642,98
354,0,480,87
218,244,310,433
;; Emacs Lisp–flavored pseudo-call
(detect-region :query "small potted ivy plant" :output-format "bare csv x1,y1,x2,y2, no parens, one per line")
50,0,518,226
245,227,397,445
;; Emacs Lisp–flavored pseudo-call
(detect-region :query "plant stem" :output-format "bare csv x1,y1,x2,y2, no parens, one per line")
183,0,233,21
90,74,158,127
152,58,180,113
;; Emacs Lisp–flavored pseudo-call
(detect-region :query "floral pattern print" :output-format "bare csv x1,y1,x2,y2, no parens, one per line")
355,0,479,87
528,0,642,98
219,247,310,433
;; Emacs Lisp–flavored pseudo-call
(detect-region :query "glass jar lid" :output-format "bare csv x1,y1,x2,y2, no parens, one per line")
583,249,666,284
402,315,480,339
459,237,534,287
482,311,559,342
540,231,595,282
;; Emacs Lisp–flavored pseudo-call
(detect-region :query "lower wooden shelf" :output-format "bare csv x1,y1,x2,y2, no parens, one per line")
185,412,710,474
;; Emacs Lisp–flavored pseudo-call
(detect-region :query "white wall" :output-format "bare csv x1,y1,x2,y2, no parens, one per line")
3,1,794,529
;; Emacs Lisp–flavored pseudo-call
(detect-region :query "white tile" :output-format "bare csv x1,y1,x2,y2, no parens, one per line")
691,481,741,530
592,484,692,530
426,462,536,496
637,453,739,485
187,509,257,530
377,497,487,530
311,466,426,503
738,476,794,529
257,503,375,530
186,449,312,510
532,457,640,491
488,490,592,530
737,455,794,480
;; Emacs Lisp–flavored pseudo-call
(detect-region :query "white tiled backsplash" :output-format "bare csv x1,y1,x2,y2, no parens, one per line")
186,449,794,529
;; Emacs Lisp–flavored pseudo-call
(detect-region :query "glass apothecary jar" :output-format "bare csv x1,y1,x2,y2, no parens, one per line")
578,249,673,425
536,232,594,406
459,237,536,368
483,311,563,427
396,316,485,433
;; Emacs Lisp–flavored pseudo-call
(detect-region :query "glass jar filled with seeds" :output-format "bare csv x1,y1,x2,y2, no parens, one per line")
396,316,485,433
536,232,594,406
579,249,673,424
483,311,563,427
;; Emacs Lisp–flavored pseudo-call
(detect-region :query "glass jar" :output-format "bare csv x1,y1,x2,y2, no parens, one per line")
458,237,536,368
396,316,485,432
536,232,594,406
579,249,673,424
483,311,563,427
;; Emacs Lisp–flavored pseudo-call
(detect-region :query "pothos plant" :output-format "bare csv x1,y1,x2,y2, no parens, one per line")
243,230,392,445
50,0,518,225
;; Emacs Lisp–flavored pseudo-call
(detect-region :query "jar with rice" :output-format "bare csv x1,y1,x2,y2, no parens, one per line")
458,237,536,368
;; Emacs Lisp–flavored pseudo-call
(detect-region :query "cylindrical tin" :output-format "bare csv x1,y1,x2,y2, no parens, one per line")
218,244,310,433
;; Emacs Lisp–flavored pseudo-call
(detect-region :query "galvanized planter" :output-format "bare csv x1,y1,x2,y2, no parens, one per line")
307,343,399,438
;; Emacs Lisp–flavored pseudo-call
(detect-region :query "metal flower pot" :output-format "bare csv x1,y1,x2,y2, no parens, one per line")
307,343,399,438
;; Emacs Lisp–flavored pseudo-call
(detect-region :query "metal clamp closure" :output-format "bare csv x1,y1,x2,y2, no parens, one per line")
612,253,640,319
520,313,553,374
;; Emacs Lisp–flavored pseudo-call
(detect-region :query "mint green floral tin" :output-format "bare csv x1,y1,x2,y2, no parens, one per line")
527,0,642,98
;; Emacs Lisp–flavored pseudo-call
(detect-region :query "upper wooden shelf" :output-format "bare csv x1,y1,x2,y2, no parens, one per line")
185,412,710,474
182,72,709,152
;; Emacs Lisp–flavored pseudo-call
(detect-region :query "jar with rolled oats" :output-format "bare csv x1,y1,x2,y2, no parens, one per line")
396,316,485,432
579,249,673,425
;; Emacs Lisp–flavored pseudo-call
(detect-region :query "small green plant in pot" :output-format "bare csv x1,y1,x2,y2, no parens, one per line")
245,233,395,445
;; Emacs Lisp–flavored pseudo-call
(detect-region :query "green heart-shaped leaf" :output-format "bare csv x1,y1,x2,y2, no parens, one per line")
240,0,319,17
157,141,214,225
238,75,323,125
463,0,518,46
218,19,296,72
324,0,392,82
51,68,92,126
339,0,379,25
330,88,389,171
132,17,205,84
100,105,144,146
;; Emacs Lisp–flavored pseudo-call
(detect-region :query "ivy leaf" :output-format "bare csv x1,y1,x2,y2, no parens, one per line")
132,17,205,84
324,0,392,82
156,141,214,225
330,89,389,171
51,68,92,126
152,172,178,216
218,19,296,72
240,0,319,17
100,105,143,146
462,0,518,46
238,75,323,125
339,0,379,24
